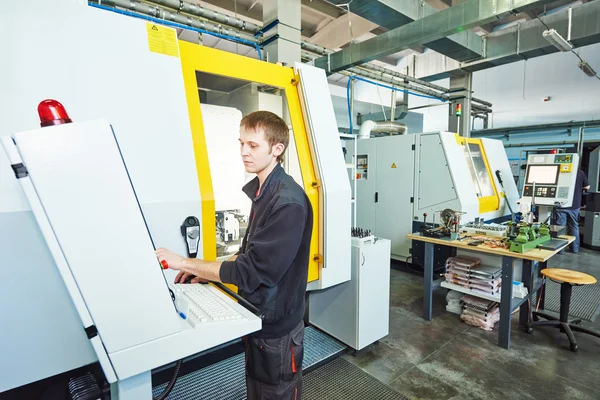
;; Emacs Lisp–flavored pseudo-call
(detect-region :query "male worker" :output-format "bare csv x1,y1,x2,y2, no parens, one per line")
552,168,590,253
156,110,312,399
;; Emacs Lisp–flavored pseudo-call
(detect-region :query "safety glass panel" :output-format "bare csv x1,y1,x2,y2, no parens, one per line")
462,142,494,198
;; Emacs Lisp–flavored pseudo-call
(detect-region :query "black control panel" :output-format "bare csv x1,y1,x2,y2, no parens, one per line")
523,185,557,198
554,154,573,163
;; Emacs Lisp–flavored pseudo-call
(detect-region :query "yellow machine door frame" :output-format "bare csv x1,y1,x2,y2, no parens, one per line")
455,135,500,214
178,42,320,282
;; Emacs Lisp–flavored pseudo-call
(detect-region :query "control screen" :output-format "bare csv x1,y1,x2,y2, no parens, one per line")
526,165,559,185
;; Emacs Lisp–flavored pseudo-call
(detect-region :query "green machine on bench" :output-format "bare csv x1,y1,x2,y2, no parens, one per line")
508,223,551,254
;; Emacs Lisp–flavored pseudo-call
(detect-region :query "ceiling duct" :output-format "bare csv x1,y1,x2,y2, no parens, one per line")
358,120,407,138
315,0,557,73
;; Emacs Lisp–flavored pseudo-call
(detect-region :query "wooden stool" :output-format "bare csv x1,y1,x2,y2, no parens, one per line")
528,268,599,352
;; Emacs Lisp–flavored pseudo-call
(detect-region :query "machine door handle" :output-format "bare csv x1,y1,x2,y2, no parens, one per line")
375,192,379,203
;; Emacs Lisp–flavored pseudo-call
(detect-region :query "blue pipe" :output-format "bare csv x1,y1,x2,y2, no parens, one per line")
347,77,353,135
352,75,446,101
88,2,263,60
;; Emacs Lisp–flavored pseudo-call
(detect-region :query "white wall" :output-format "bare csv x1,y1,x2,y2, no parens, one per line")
472,42,600,129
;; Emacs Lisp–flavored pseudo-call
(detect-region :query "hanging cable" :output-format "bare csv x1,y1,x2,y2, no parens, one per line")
376,84,388,121
88,2,263,60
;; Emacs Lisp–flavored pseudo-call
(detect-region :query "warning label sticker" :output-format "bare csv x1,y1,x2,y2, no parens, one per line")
391,163,397,168
146,23,179,57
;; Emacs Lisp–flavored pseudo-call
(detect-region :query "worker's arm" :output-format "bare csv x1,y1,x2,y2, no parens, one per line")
219,203,308,293
156,251,237,283
157,204,306,288
155,248,223,282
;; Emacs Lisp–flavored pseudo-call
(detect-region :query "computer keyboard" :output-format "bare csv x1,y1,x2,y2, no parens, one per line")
170,283,245,327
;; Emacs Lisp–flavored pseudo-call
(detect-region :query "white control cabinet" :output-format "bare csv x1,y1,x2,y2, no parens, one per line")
309,237,391,351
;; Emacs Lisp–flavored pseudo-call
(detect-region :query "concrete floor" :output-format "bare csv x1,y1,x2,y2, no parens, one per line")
343,248,600,400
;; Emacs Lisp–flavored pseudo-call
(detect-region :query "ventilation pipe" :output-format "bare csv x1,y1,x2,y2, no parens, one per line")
358,120,407,138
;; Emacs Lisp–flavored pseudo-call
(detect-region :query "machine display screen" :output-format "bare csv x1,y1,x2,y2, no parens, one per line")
526,165,559,185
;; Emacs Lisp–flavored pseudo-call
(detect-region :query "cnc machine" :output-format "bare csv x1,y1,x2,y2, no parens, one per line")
0,1,351,397
346,131,519,264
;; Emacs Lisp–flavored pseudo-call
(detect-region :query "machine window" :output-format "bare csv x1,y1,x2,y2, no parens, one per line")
195,72,302,260
462,142,494,198
526,165,559,185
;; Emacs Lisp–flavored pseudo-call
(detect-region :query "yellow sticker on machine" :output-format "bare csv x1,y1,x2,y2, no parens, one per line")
146,23,179,57
391,163,397,168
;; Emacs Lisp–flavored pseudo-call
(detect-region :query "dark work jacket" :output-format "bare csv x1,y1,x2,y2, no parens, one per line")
564,169,590,210
220,164,313,338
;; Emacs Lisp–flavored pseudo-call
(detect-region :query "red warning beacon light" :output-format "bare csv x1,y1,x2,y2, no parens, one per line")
38,99,73,127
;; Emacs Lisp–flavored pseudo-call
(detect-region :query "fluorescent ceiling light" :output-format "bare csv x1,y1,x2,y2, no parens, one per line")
578,61,598,78
543,29,573,52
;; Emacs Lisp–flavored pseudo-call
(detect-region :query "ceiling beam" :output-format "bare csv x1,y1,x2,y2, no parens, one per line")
301,0,343,19
196,0,263,24
315,0,557,73
309,13,378,49
523,8,538,19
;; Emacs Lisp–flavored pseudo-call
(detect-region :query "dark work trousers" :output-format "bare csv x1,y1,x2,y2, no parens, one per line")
245,321,304,400
552,208,581,253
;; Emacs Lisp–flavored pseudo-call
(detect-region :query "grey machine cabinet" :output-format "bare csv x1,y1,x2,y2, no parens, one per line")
348,135,416,259
584,147,600,249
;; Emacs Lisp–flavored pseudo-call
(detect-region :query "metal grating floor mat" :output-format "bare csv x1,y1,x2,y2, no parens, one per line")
152,326,346,400
302,326,346,370
533,280,600,322
303,357,409,400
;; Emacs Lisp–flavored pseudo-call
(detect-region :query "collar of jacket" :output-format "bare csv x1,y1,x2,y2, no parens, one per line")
242,163,284,202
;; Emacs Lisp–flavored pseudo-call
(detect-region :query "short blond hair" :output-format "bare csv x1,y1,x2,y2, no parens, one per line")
240,111,289,163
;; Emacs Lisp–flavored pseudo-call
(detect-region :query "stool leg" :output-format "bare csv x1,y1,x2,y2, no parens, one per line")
538,275,546,311
570,325,600,339
561,322,578,352
559,283,573,333
533,311,558,321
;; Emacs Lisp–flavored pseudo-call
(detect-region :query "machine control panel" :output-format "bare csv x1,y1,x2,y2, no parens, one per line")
356,154,368,180
523,185,557,198
520,153,579,207
554,154,573,164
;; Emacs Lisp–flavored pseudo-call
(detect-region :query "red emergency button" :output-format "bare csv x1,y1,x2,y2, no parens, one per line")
160,260,169,269
38,99,73,127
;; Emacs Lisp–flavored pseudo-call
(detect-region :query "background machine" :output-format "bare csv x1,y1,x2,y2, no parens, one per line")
584,146,600,249
346,131,519,265
0,1,352,396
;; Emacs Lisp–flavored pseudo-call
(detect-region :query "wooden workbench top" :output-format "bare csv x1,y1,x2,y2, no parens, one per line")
407,233,576,262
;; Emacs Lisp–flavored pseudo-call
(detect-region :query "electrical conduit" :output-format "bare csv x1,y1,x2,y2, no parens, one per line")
89,1,262,60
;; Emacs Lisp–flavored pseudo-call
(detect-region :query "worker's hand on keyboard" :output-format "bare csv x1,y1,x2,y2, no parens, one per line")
156,248,185,271
175,271,208,284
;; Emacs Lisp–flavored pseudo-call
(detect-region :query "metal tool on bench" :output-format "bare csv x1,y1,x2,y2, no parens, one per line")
421,209,464,240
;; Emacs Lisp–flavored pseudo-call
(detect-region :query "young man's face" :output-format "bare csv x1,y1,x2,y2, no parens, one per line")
239,126,283,175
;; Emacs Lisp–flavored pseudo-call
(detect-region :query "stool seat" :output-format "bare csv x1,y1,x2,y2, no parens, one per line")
541,268,597,285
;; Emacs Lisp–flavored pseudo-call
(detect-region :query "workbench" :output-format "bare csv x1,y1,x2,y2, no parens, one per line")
407,233,576,349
